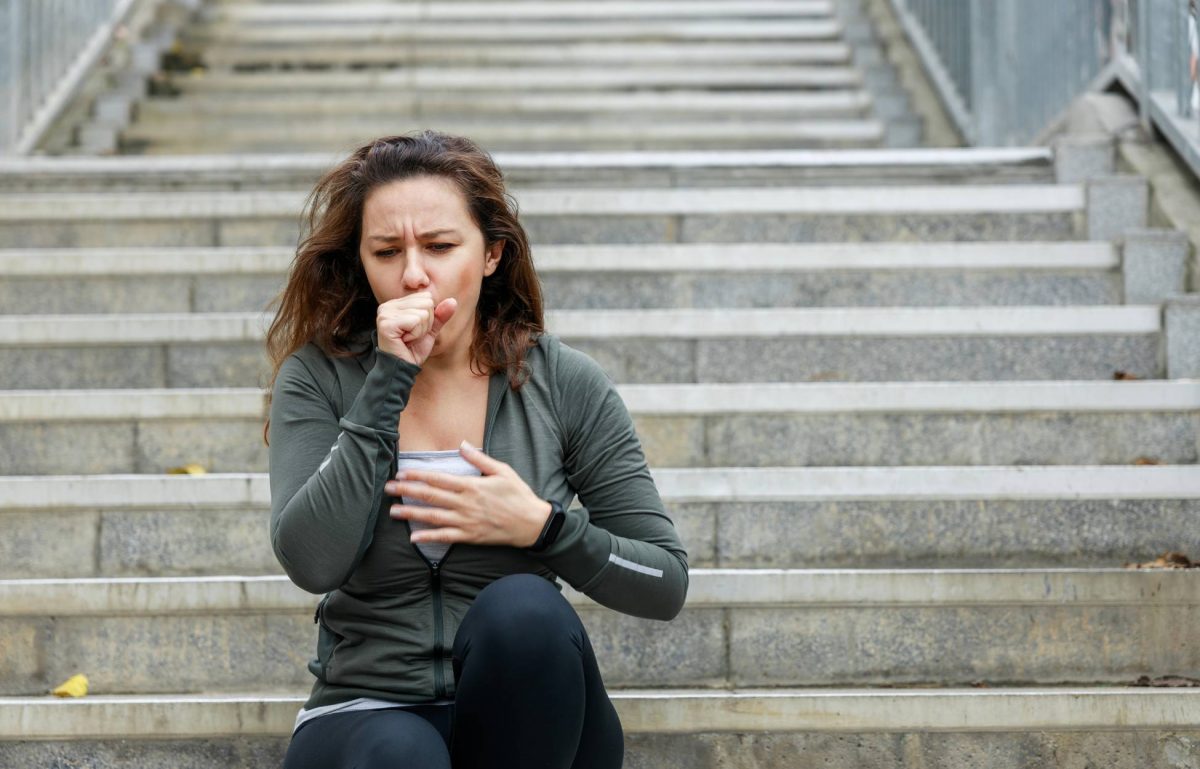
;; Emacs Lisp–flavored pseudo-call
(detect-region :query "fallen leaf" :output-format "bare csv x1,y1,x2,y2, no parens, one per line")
1134,675,1200,687
1133,457,1163,465
167,463,207,475
52,674,89,698
1113,371,1141,380
1123,551,1198,569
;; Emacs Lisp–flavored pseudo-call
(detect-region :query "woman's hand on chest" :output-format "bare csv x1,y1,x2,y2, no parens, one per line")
385,441,551,549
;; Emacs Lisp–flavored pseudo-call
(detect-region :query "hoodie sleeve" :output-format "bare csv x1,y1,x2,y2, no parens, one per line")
526,341,689,622
268,344,421,594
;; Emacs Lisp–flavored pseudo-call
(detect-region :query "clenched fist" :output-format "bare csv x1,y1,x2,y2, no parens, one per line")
377,291,458,366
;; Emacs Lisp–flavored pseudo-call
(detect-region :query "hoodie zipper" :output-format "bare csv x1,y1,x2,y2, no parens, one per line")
398,373,504,700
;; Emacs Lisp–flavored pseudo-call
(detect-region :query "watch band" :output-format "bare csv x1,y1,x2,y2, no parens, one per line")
529,498,566,552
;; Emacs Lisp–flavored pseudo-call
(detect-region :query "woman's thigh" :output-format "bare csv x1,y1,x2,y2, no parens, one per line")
283,706,453,769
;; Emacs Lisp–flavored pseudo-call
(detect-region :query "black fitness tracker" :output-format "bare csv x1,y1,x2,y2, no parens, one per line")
529,498,566,552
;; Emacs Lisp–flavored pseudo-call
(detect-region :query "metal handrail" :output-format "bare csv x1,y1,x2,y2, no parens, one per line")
891,0,1200,179
1,0,138,156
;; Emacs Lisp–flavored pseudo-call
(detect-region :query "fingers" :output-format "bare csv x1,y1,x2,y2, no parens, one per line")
391,471,468,493
457,441,507,475
378,292,436,341
428,297,458,338
410,526,467,544
389,503,465,529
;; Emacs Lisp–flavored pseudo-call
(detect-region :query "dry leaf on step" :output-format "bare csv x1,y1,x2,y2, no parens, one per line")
167,464,208,475
1134,675,1200,687
1123,551,1197,569
52,674,89,698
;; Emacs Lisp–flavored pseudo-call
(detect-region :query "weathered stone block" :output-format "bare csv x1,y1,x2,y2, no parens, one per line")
681,212,1081,244
98,508,278,577
134,419,267,474
0,620,47,696
41,614,313,693
695,335,1162,382
1165,293,1200,378
0,346,165,389
704,412,1198,467
578,607,726,687
0,511,99,578
562,339,696,384
166,342,271,388
0,276,191,315
1124,228,1188,305
0,423,136,475
1053,133,1115,184
730,605,1200,685
1087,175,1149,242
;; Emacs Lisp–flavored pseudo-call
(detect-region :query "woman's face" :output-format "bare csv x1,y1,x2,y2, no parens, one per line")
359,175,501,360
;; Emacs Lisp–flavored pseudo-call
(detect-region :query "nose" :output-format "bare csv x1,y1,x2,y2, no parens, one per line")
401,249,429,291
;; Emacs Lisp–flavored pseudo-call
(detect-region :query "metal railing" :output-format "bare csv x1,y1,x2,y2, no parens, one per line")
891,0,1200,178
890,0,1109,146
1115,0,1200,176
1,0,137,155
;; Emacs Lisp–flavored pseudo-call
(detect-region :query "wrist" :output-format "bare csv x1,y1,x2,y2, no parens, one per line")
527,498,566,552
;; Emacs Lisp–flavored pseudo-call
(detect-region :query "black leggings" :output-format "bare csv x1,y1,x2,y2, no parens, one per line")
282,573,624,769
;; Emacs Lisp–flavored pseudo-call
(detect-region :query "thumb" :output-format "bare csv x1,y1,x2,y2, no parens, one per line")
429,298,458,338
459,440,505,475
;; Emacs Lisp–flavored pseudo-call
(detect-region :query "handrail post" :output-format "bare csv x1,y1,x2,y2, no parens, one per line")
968,0,992,145
2,0,23,155
1137,0,1151,131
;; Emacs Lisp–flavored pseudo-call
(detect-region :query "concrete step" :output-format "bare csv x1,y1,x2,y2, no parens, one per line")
0,184,1084,247
0,242,1121,314
191,41,855,71
2,569,1196,694
137,89,874,120
181,18,845,45
122,117,888,154
3,689,1198,768
0,380,1194,474
0,148,1057,191
0,306,1161,389
1,466,1196,578
160,66,865,94
202,1,837,24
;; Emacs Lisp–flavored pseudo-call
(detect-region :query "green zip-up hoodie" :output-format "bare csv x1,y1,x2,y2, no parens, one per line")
268,329,689,710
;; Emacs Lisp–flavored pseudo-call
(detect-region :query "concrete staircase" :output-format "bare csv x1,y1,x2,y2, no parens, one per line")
3,0,1200,766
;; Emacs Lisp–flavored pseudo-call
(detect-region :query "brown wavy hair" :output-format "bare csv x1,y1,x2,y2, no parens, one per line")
262,131,545,444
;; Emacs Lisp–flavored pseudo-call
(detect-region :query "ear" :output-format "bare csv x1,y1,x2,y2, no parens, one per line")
483,240,504,277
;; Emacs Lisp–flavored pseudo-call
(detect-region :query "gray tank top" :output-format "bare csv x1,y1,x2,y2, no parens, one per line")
396,448,483,565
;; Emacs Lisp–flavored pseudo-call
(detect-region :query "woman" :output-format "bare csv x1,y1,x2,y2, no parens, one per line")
264,131,689,769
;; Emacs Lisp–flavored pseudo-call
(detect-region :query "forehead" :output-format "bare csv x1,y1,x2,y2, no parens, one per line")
361,176,473,231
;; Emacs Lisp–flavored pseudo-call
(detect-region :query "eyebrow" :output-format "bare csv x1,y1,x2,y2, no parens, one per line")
367,229,461,242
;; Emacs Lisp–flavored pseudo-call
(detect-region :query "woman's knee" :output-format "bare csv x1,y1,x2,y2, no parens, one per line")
454,573,582,659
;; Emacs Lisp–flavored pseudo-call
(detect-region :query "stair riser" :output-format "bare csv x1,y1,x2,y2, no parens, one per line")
0,334,1160,389
0,411,1191,476
193,46,854,70
2,601,1195,695
0,271,1122,315
2,498,1196,579
4,731,1191,769
0,161,1056,193
0,212,1081,248
136,100,872,121
122,122,885,148
131,136,885,153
